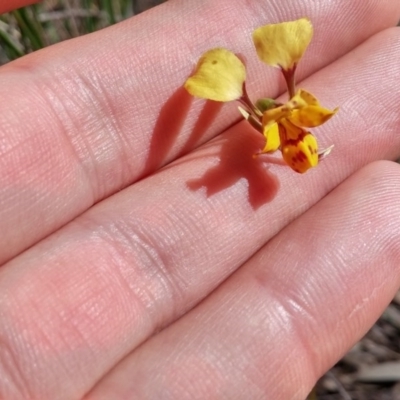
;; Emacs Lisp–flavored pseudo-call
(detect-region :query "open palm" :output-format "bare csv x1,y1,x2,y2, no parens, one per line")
0,1,400,399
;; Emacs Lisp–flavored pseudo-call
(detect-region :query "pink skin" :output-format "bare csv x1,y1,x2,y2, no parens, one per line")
0,1,39,13
0,0,399,399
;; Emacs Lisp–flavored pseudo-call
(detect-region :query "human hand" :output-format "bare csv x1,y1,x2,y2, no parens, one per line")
0,1,399,399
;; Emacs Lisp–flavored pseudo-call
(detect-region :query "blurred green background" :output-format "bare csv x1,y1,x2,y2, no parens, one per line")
0,0,166,64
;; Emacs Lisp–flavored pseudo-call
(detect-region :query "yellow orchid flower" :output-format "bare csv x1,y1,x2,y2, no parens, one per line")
252,18,313,71
259,89,338,172
184,48,246,102
262,89,336,130
280,120,319,173
183,18,338,174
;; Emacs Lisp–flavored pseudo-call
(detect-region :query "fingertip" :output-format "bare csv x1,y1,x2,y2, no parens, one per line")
0,1,40,14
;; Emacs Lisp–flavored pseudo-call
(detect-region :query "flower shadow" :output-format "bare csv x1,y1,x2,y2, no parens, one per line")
144,86,223,177
178,99,223,157
144,86,193,175
187,126,280,210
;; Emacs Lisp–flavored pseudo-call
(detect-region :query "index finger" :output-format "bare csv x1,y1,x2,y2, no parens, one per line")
0,0,399,264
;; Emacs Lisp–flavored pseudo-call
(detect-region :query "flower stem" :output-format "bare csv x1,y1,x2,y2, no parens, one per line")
240,83,262,118
281,65,296,98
